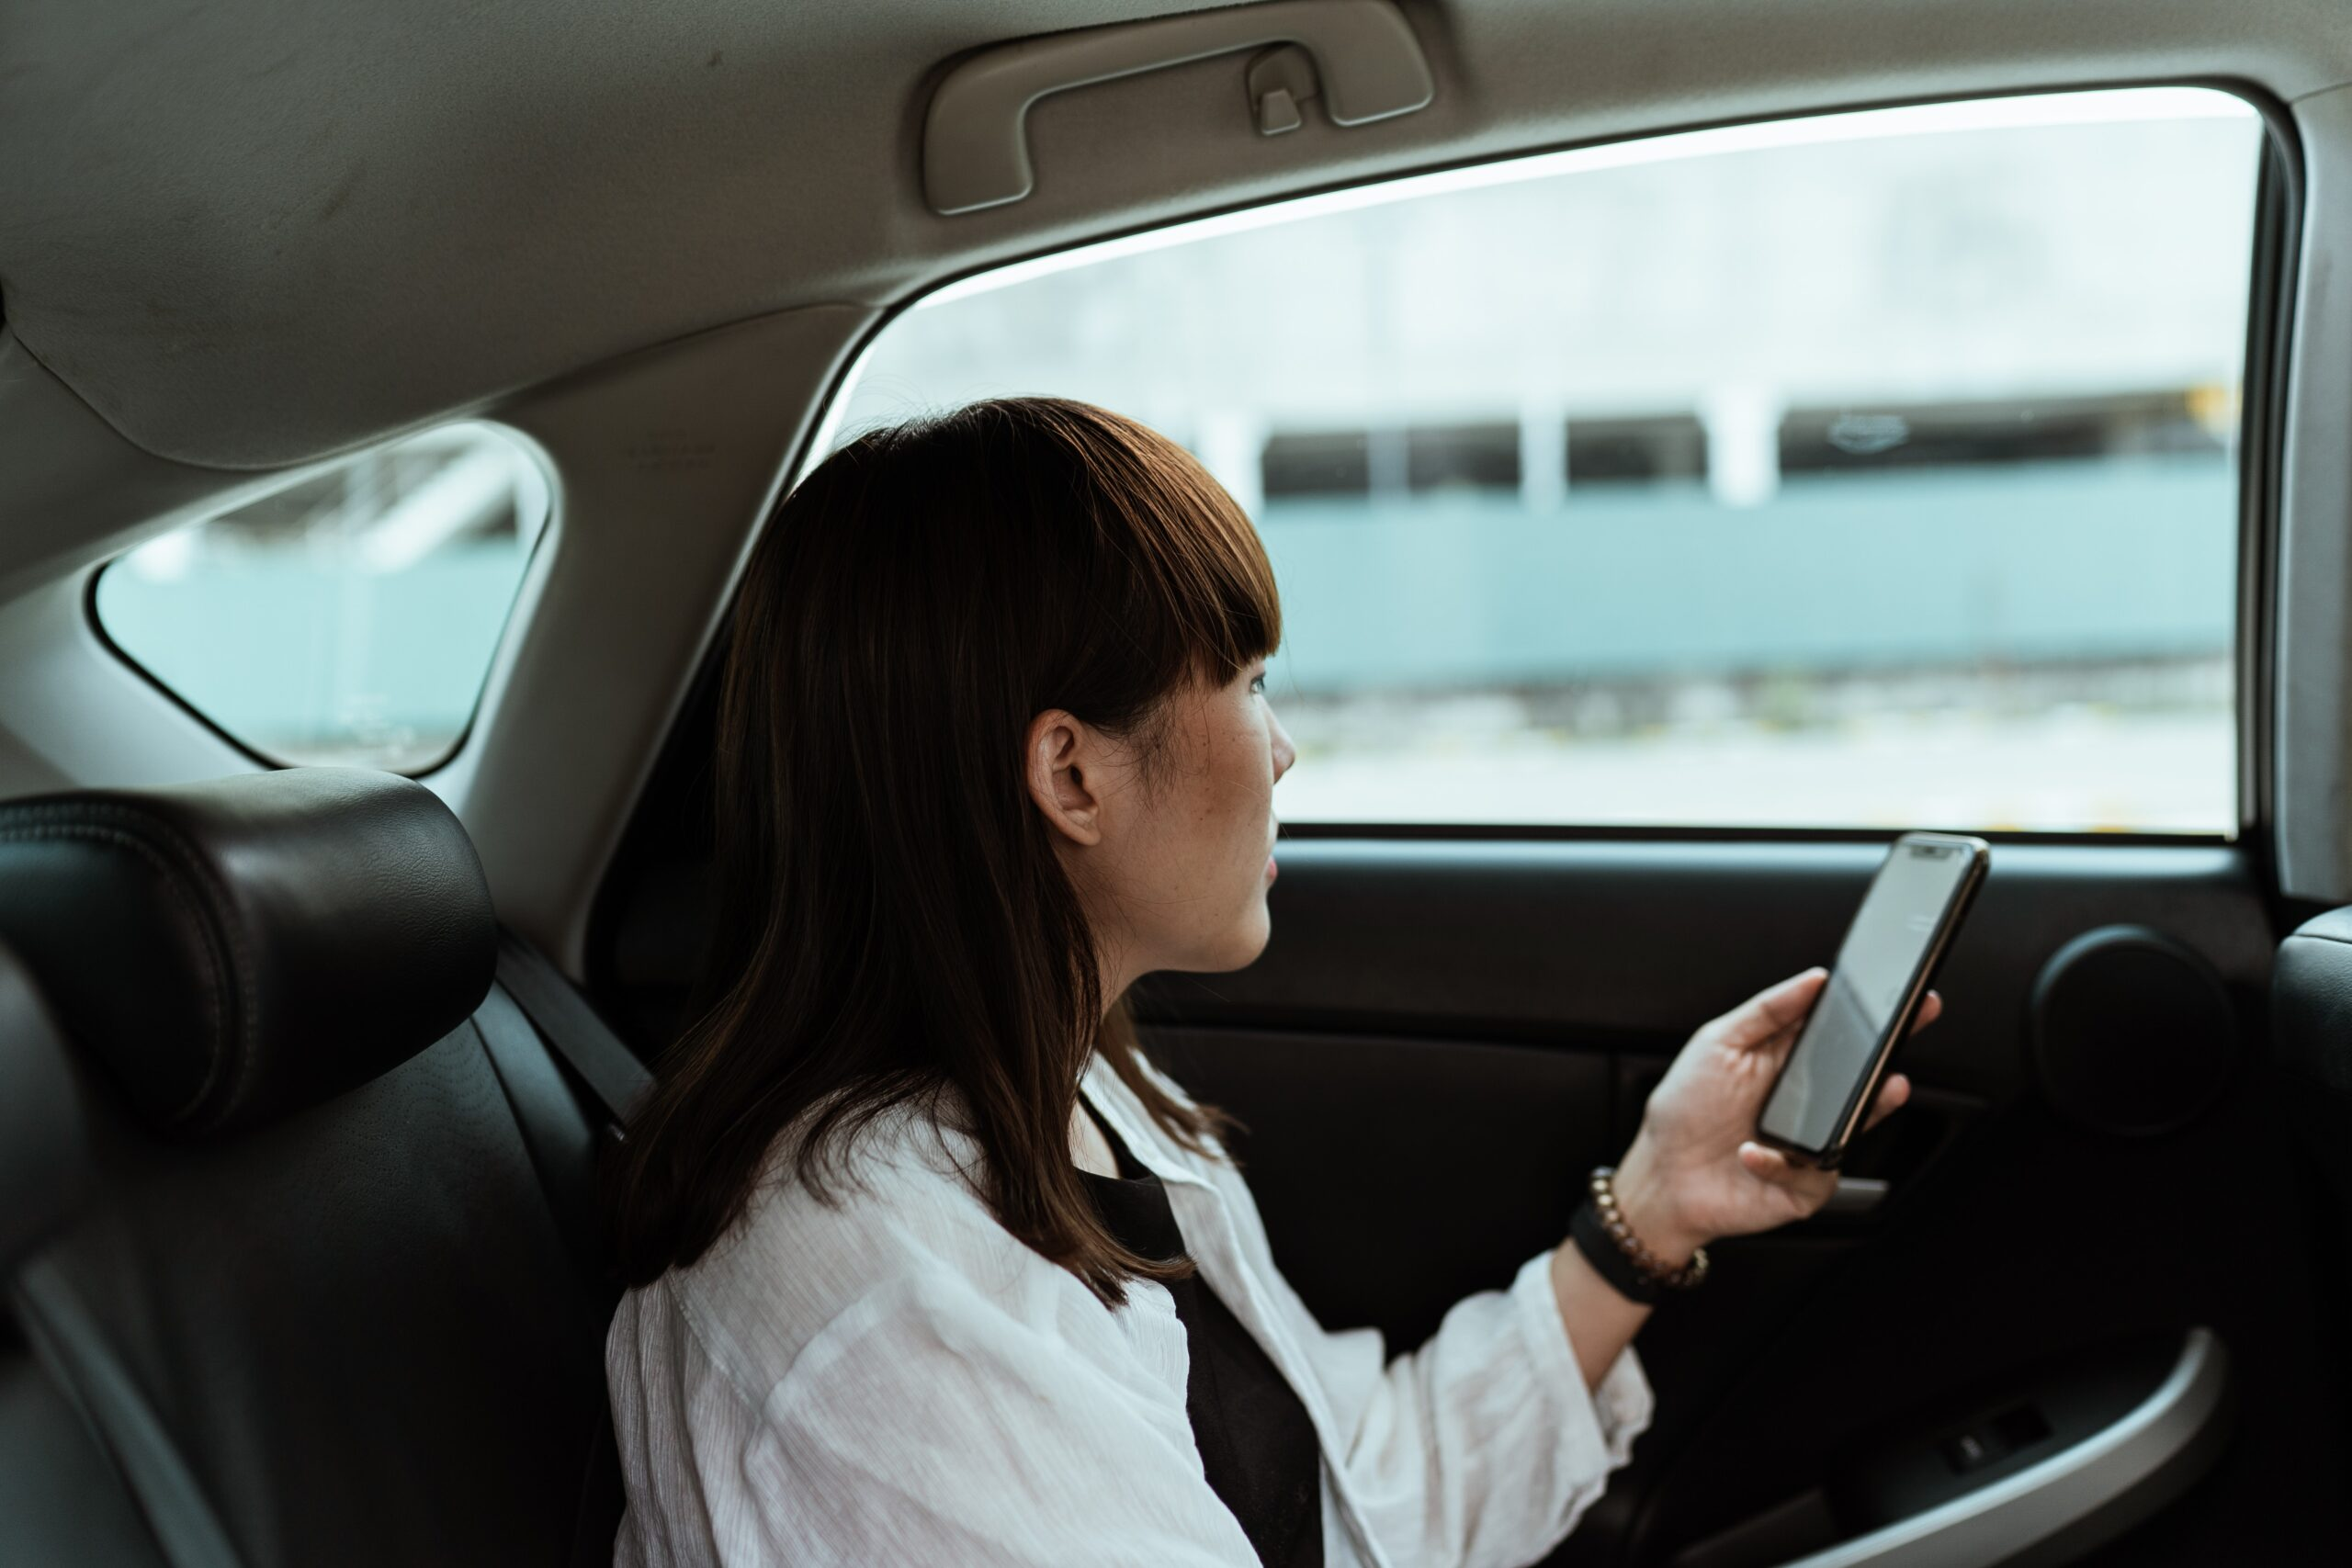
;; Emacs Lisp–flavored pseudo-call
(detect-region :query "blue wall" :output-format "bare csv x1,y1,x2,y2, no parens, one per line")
1261,456,2233,692
96,544,530,757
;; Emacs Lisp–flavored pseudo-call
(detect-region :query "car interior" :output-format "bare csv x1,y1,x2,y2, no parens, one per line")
7,2,2352,1564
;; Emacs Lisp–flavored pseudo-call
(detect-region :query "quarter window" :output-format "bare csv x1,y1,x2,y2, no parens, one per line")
95,422,548,772
831,88,2265,833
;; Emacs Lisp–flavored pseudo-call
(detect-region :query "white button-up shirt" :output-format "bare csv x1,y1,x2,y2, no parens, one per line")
607,1050,1652,1567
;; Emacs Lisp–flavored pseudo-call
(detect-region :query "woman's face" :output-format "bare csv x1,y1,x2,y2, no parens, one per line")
1027,660,1296,994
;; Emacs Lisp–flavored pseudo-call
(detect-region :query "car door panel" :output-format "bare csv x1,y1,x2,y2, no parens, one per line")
1148,1024,1612,1355
1137,840,2272,1104
1124,838,2342,1566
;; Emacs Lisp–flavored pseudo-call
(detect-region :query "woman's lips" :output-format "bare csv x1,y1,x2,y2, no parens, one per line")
1265,854,1278,883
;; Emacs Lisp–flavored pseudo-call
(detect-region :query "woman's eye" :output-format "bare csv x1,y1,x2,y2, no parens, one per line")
1249,673,1267,695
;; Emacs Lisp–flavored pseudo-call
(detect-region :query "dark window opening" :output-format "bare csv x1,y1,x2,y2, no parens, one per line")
1780,390,2228,474
1566,415,1708,485
1262,431,1372,499
1265,423,1523,500
1406,423,1520,492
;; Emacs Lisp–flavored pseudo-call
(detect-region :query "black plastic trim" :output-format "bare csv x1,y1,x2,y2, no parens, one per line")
2235,104,2304,911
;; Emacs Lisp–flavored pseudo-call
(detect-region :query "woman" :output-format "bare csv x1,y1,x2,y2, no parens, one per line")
603,397,1925,1568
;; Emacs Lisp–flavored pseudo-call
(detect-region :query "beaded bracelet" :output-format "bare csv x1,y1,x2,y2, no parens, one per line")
1572,1166,1709,1304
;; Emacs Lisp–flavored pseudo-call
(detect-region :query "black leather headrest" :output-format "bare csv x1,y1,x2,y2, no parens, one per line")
0,942,85,1273
2274,906,2352,1098
0,769,496,1140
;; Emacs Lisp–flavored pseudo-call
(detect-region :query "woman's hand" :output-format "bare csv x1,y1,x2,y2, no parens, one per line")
1606,969,1940,1265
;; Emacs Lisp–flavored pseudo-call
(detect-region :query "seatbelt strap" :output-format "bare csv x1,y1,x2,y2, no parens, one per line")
492,930,653,1131
472,938,641,1568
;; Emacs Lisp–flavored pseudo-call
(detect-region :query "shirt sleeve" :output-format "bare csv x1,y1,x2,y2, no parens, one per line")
648,1269,1267,1568
1274,1242,1654,1568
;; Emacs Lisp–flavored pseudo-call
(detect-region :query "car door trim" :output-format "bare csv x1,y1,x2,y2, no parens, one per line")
1775,1327,2231,1568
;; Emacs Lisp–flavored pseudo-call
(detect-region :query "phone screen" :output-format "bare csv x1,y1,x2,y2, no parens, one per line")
1759,838,1980,1156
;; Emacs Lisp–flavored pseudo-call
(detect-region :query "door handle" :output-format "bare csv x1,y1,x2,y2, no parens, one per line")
922,0,1435,215
1820,1177,1890,1218
1776,1329,2231,1568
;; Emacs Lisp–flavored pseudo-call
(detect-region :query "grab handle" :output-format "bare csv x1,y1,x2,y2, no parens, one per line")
922,0,1435,215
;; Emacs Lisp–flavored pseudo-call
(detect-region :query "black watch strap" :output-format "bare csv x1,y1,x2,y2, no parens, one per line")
1570,1196,1669,1306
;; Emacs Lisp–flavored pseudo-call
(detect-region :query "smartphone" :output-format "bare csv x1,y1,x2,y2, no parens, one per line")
1756,831,1990,1168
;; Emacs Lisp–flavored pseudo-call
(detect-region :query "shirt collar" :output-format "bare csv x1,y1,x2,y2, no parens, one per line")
1077,1052,1217,1193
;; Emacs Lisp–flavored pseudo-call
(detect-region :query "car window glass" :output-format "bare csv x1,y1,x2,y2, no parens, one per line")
830,88,2263,833
94,422,548,772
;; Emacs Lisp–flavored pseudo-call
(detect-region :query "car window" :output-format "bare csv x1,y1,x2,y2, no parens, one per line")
830,87,2264,834
94,422,548,772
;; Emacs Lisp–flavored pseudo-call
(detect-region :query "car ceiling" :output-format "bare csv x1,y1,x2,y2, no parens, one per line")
5,0,2352,473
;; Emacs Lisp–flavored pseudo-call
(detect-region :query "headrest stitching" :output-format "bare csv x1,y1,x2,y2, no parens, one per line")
36,802,271,1137
0,812,243,1128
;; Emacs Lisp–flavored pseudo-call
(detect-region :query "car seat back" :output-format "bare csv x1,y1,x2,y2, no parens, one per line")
0,941,170,1568
0,770,622,1568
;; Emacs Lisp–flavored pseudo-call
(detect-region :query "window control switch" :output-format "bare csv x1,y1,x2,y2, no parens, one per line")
1940,1404,2053,1475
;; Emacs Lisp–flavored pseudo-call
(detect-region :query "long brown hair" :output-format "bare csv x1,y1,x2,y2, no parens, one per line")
605,397,1280,1303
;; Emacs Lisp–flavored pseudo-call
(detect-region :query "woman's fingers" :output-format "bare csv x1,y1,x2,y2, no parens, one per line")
1741,1075,1907,1176
1716,968,1828,1054
1861,1071,1911,1131
1722,977,1940,1058
1738,1140,1837,1211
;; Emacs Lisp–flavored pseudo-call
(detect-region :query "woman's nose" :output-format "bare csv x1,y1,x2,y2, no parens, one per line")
1271,711,1297,784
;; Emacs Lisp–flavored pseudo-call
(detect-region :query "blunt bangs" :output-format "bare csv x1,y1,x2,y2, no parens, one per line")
1033,400,1283,690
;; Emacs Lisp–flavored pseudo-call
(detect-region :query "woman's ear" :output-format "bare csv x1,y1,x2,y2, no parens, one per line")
1025,710,1105,846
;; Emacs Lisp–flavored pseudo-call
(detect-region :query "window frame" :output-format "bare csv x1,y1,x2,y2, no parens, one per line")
803,81,2297,850
2232,98,2302,876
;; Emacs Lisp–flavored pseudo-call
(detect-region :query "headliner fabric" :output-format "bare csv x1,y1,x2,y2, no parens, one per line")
2,0,2349,468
